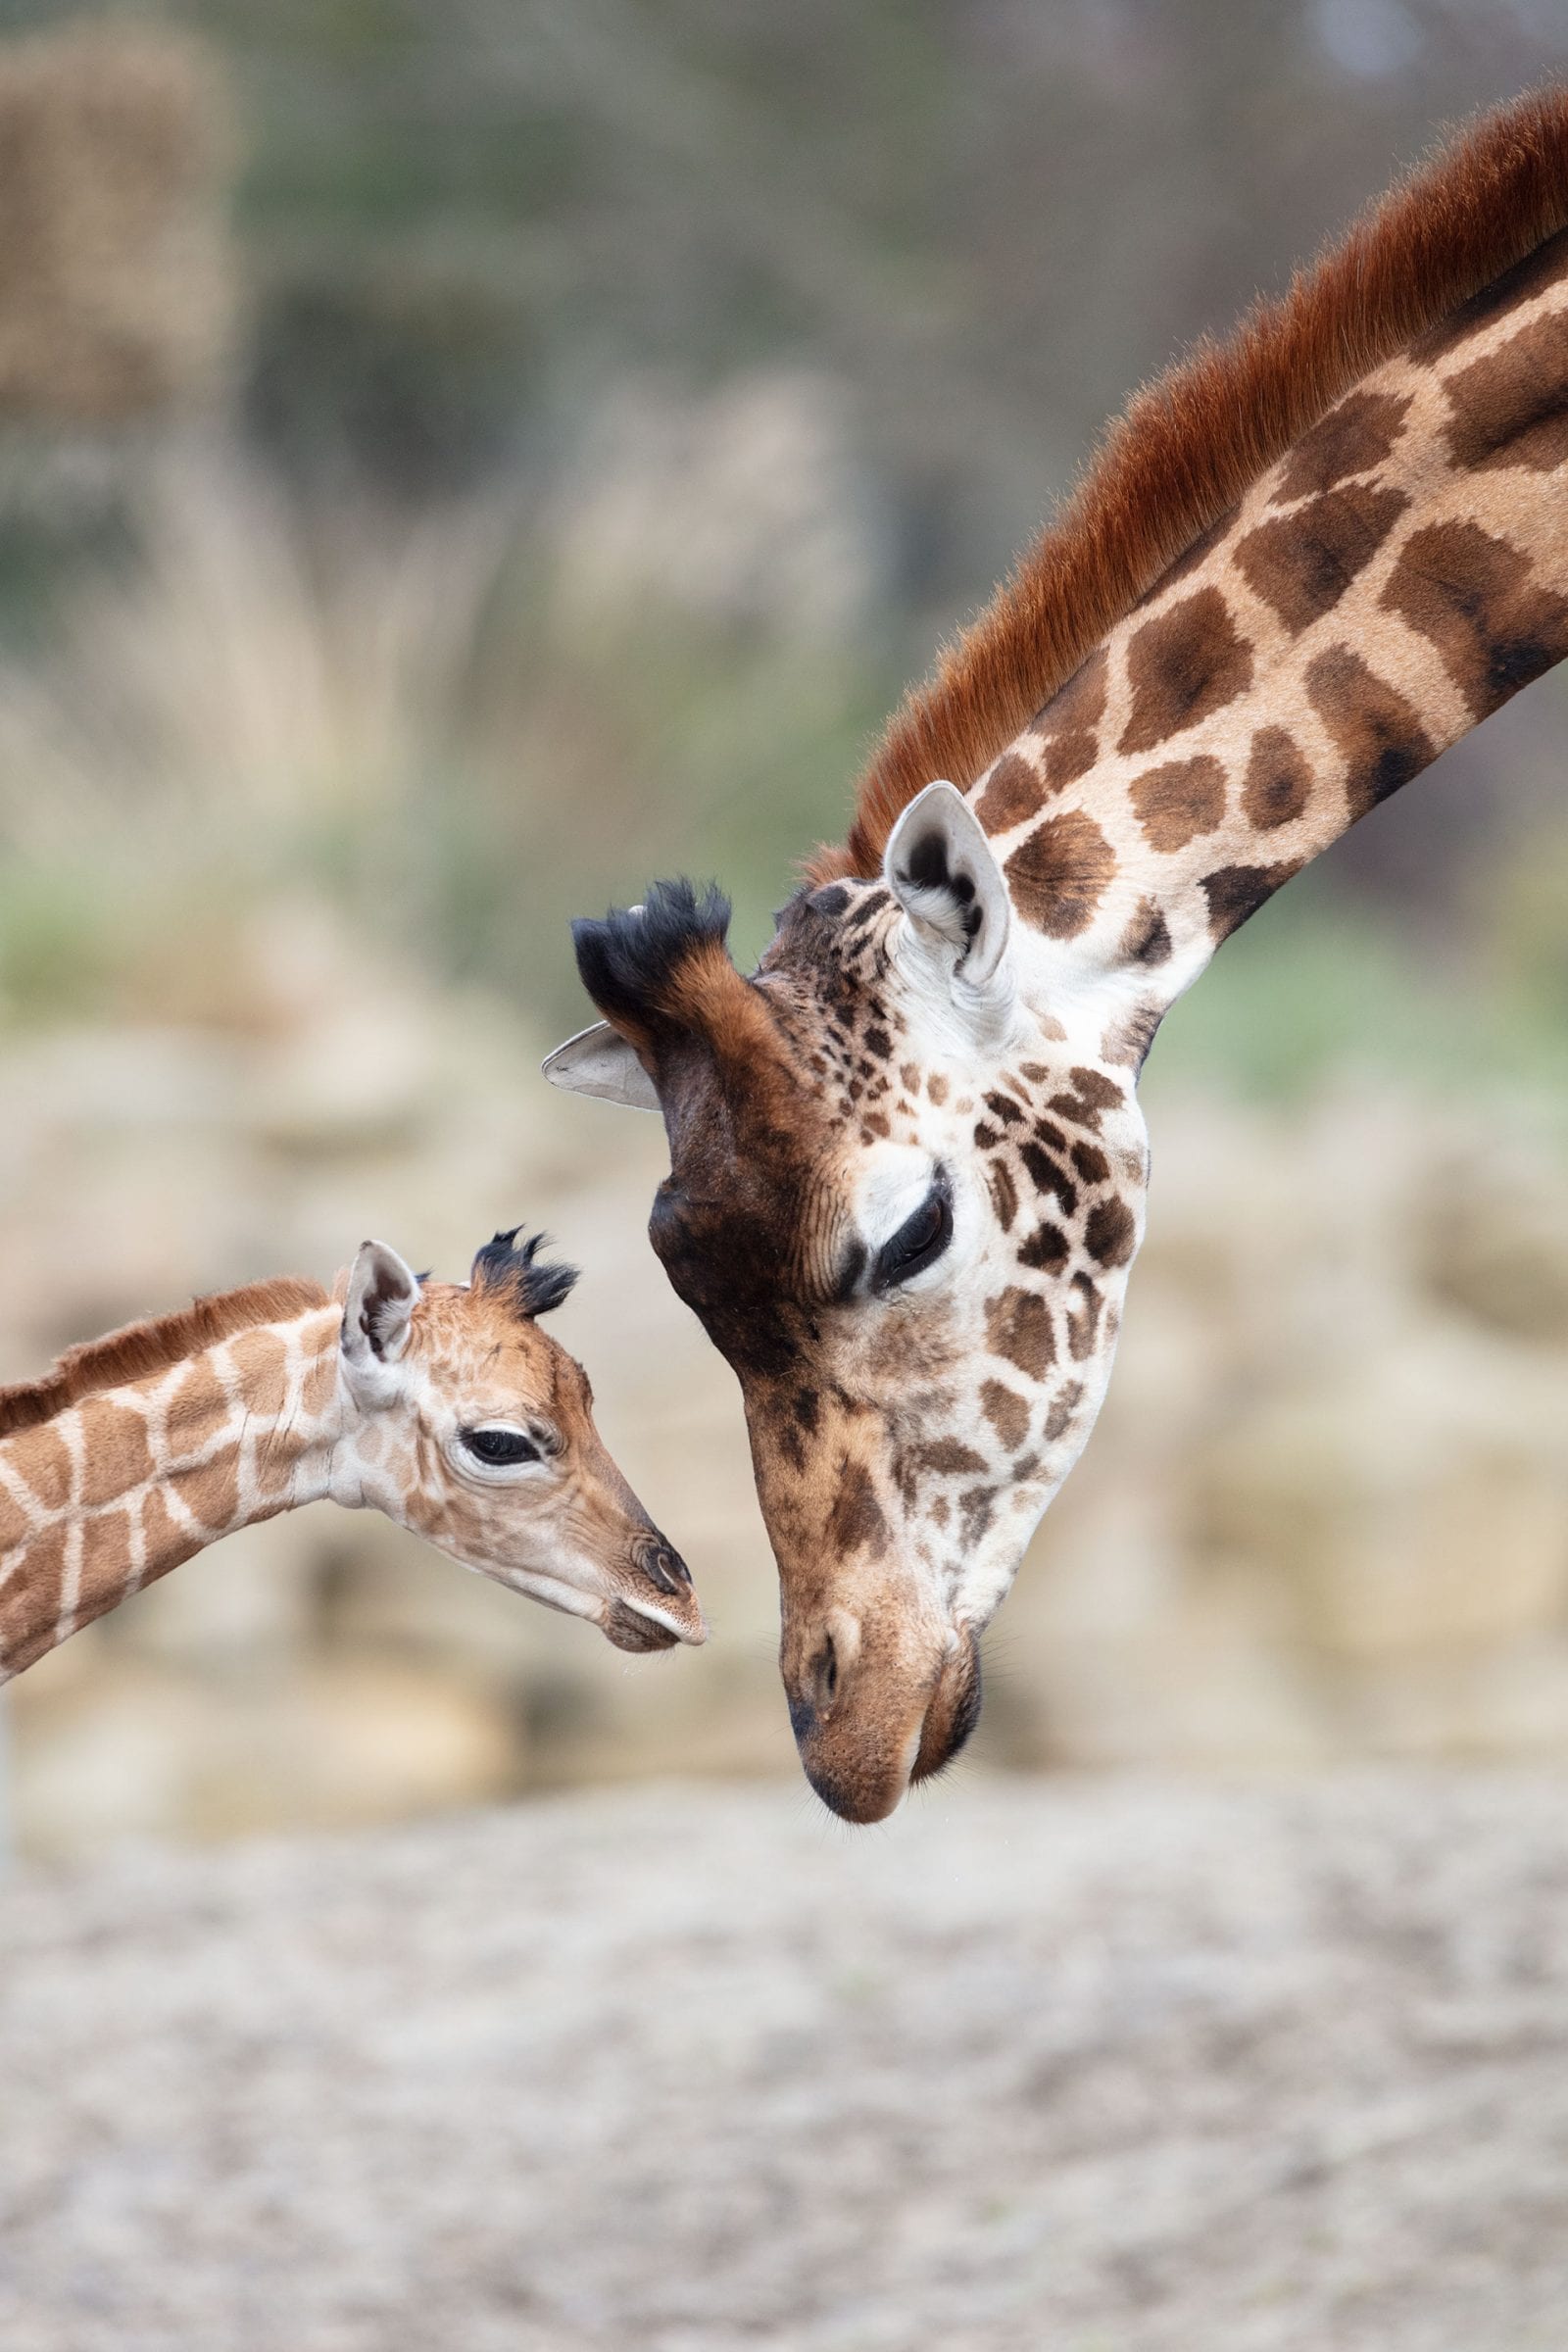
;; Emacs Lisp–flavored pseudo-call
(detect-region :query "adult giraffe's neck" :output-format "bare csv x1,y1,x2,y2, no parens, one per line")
0,1302,345,1682
974,218,1568,1027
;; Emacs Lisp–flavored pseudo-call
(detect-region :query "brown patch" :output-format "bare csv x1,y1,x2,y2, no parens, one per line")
10,1423,72,1512
78,1507,136,1624
1030,645,1106,735
1071,1142,1110,1185
1005,810,1116,939
172,1453,239,1537
1044,1382,1087,1444
75,1397,155,1509
1270,388,1412,505
164,1362,233,1460
981,1380,1031,1451
1119,898,1172,966
1,1520,65,1659
988,1160,1018,1233
958,1488,996,1548
817,94,1568,885
926,1072,949,1106
1234,483,1408,633
1117,589,1253,756
1018,1143,1077,1216
1201,862,1302,943
1379,519,1568,720
1065,1273,1104,1362
1084,1197,1137,1268
825,1462,889,1562
1442,302,1568,473
1305,643,1438,818
912,1439,990,1480
0,1484,26,1555
985,1289,1056,1380
974,751,1046,832
301,1343,338,1417
1018,1222,1069,1274
1241,726,1312,830
1102,1004,1162,1069
141,1487,204,1578
1129,755,1227,853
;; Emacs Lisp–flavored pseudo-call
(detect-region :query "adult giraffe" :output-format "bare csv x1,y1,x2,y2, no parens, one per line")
548,90,1568,1821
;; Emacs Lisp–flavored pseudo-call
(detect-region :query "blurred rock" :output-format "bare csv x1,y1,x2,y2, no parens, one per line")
9,963,1568,1851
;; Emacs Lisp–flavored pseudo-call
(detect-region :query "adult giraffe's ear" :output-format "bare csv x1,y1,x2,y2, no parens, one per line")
541,1021,660,1111
884,781,1011,990
341,1240,419,1398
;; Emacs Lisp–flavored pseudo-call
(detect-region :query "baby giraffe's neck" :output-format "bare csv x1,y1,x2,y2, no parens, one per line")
0,1298,347,1682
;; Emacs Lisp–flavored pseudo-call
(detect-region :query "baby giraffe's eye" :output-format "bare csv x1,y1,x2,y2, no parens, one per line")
462,1427,543,1466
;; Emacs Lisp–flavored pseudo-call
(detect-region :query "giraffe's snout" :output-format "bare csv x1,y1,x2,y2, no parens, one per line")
783,1607,981,1825
601,1528,707,1651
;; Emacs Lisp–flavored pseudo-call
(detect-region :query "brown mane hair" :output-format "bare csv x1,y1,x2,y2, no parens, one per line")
812,84,1568,884
0,1277,329,1440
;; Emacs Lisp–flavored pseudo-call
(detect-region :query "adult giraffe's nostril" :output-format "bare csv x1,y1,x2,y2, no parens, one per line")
811,1633,839,1714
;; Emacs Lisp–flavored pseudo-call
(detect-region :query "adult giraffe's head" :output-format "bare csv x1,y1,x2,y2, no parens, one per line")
550,786,1151,1821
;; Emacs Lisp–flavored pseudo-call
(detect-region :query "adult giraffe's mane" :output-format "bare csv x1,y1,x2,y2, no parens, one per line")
812,84,1568,886
0,1278,329,1440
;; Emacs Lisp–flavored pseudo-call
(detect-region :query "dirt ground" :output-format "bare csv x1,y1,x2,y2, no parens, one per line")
3,1772,1568,2350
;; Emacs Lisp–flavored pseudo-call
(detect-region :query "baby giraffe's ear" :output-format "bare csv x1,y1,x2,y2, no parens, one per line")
341,1240,419,1398
884,780,1011,989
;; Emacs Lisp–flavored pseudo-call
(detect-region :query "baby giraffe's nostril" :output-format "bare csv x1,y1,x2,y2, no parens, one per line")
811,1633,839,1715
638,1540,691,1594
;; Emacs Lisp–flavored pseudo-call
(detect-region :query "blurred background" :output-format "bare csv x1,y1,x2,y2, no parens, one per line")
4,0,1568,1857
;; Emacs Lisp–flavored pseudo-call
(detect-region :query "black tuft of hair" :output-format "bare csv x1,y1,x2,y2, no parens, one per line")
470,1228,578,1320
571,878,732,1038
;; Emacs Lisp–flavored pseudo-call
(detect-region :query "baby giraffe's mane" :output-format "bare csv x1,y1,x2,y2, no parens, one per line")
812,84,1568,885
0,1278,330,1440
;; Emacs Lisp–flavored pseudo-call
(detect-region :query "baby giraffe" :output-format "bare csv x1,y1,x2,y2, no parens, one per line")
0,1228,704,1681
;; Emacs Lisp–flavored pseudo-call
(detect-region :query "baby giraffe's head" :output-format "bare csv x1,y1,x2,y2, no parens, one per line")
333,1229,704,1653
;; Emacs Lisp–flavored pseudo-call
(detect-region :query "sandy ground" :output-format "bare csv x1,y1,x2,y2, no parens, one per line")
3,1773,1568,2351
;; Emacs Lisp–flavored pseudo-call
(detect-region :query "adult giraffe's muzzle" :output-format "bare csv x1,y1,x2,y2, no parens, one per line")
780,1593,984,1825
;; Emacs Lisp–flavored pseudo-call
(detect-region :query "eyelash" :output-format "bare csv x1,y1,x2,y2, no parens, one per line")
873,1172,955,1292
462,1427,543,1466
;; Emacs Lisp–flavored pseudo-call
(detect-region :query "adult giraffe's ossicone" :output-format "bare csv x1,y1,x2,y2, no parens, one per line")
549,88,1568,1821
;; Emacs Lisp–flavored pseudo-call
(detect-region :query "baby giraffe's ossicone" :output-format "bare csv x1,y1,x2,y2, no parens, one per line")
0,1229,704,1682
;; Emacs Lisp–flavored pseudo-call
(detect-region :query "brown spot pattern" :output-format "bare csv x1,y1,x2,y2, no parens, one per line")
1442,305,1568,474
1306,644,1437,818
1235,484,1409,634
981,1381,1030,1452
825,1462,889,1562
76,1398,154,1509
1005,810,1115,939
1201,862,1302,943
1130,755,1226,853
1084,1198,1137,1268
1270,389,1412,505
974,752,1044,832
985,1289,1056,1380
1379,519,1568,720
1242,726,1312,830
1118,588,1253,755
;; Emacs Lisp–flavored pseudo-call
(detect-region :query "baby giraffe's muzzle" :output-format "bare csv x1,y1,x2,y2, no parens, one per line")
603,1531,707,1651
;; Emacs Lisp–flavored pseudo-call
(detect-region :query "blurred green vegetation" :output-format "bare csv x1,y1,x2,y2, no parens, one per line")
0,0,1564,1078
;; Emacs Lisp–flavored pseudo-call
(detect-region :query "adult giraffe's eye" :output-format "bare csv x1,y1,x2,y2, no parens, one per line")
462,1427,542,1466
874,1172,954,1291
